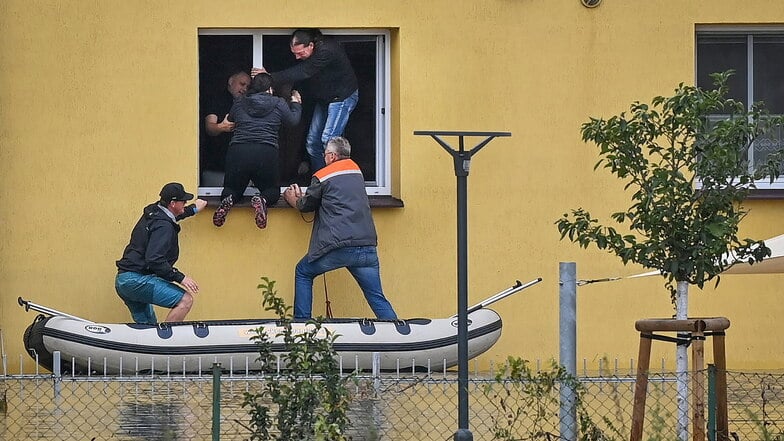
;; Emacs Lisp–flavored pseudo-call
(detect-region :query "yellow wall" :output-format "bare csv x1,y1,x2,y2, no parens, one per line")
1,0,782,373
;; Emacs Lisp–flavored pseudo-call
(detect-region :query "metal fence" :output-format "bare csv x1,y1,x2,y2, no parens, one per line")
1,363,783,440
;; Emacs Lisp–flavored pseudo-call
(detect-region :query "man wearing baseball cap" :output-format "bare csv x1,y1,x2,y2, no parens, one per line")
115,182,207,324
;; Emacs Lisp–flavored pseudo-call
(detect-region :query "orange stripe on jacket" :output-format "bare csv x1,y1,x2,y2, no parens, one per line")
314,159,363,182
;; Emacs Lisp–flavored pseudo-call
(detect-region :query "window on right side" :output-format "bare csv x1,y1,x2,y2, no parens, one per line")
696,27,784,190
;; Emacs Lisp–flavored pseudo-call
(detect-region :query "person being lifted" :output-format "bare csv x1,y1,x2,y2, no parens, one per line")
212,73,302,228
283,137,397,320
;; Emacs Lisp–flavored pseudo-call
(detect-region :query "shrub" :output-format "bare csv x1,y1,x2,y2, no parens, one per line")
242,277,354,441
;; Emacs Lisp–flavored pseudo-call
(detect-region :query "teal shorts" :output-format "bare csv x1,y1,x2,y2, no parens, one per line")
115,271,185,324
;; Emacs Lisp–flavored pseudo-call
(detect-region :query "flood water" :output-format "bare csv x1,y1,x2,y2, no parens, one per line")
1,378,223,440
0,375,480,441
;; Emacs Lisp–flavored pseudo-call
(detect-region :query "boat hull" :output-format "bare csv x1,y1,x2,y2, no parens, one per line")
23,310,503,374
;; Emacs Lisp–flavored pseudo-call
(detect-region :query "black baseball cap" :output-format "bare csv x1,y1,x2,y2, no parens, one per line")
159,182,194,203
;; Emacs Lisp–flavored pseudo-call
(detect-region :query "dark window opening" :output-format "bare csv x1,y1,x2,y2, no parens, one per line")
198,32,383,196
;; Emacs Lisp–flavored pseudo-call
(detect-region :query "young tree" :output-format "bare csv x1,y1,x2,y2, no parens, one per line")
556,71,784,440
557,71,783,299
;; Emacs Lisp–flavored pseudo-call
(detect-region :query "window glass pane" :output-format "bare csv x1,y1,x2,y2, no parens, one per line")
696,30,784,186
198,35,253,187
752,124,784,171
696,35,747,107
753,36,784,114
340,37,377,184
752,36,784,172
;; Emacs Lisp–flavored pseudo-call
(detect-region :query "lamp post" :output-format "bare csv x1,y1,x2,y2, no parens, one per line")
414,130,511,440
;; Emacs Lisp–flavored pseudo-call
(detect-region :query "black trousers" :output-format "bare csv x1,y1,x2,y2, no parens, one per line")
221,142,281,205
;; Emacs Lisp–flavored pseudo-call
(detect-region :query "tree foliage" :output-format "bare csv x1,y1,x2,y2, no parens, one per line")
556,72,784,300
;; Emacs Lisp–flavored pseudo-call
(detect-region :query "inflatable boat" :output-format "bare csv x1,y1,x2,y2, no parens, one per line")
21,279,541,375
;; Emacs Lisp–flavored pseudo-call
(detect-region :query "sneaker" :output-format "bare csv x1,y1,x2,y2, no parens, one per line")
212,195,234,227
251,195,268,229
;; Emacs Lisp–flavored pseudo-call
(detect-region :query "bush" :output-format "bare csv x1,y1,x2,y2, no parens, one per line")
483,357,624,441
242,277,354,441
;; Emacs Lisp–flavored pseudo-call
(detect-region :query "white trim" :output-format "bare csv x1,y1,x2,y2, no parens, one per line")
696,24,784,33
318,168,363,182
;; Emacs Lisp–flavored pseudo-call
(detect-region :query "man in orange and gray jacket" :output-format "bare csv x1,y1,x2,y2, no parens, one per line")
283,137,397,320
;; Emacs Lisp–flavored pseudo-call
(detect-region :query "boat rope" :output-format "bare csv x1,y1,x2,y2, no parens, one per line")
299,212,315,224
323,274,333,319
577,270,663,286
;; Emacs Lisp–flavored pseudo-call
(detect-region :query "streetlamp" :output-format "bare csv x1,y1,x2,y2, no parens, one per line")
414,130,512,440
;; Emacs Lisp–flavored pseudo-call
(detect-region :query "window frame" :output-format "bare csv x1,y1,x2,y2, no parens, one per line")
197,28,392,197
695,25,784,191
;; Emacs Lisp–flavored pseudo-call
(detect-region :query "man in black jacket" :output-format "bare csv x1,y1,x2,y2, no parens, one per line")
255,28,358,173
115,183,206,324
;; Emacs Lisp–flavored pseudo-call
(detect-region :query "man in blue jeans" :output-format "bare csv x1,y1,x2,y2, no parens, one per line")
283,137,397,320
255,28,358,173
115,183,206,324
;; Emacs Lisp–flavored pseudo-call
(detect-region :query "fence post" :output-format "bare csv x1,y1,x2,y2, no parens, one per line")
707,364,716,441
52,351,61,399
212,362,221,441
559,262,577,441
372,351,381,394
1,328,6,377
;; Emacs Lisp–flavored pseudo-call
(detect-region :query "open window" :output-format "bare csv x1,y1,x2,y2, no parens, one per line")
198,29,392,197
696,26,784,190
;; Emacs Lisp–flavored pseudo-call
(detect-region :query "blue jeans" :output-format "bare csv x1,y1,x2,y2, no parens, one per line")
294,245,397,320
115,272,185,324
305,90,359,171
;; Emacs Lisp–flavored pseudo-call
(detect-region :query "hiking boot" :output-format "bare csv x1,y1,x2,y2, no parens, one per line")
251,195,267,229
212,195,234,227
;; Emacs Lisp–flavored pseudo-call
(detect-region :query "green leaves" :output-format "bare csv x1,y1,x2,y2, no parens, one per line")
558,72,783,301
483,357,622,441
243,277,353,441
